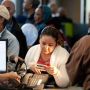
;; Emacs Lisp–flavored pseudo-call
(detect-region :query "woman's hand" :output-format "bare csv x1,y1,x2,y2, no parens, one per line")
30,64,42,74
45,66,58,76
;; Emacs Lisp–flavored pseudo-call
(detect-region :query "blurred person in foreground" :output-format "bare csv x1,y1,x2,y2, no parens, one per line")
66,35,90,90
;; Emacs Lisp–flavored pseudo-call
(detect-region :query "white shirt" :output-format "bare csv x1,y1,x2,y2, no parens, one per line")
52,13,60,17
24,44,70,87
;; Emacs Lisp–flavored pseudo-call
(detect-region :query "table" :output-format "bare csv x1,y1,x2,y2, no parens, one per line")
44,87,83,90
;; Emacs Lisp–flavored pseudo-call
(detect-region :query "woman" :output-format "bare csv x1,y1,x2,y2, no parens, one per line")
24,26,70,87
34,5,46,35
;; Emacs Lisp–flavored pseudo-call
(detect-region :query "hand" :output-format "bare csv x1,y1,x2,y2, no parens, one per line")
37,64,46,71
30,64,42,74
45,66,58,76
7,72,21,82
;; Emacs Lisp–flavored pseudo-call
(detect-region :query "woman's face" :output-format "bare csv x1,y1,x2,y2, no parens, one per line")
34,8,43,23
39,35,57,54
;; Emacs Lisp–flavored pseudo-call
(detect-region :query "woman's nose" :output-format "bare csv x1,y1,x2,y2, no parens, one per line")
44,45,49,50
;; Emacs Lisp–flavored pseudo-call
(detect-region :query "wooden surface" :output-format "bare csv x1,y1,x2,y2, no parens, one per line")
44,86,83,90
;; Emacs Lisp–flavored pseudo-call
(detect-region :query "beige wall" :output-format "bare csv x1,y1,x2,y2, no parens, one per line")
60,0,80,23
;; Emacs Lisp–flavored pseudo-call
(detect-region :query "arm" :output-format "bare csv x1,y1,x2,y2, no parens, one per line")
0,73,10,78
21,45,39,69
45,47,70,87
53,64,70,87
8,36,20,57
54,48,70,87
0,72,20,80
7,36,20,71
24,47,35,69
45,64,69,87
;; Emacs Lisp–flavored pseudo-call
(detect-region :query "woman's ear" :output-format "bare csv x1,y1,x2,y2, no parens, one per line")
57,39,64,46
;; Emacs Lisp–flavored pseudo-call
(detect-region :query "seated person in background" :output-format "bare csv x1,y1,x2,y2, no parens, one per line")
34,5,46,44
59,7,73,23
58,7,74,47
0,5,19,71
23,0,39,24
66,35,90,90
23,26,70,87
2,0,28,59
34,5,46,34
49,1,60,18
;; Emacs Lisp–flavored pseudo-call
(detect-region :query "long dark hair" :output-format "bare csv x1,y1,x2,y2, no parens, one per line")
40,26,64,45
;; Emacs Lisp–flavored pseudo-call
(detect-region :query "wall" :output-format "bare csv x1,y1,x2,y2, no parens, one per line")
60,0,80,23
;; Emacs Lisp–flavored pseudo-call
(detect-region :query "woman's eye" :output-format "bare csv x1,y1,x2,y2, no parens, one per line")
49,45,53,46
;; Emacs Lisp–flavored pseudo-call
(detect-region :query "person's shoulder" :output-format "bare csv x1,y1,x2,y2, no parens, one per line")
55,45,69,54
81,35,90,40
54,45,69,63
28,44,40,51
57,45,67,50
26,44,40,55
5,30,18,41
77,35,90,44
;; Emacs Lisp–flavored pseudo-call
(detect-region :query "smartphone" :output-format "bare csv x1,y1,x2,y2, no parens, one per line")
37,64,46,67
37,64,46,71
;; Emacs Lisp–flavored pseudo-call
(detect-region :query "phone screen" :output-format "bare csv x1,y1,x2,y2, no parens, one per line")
37,64,46,71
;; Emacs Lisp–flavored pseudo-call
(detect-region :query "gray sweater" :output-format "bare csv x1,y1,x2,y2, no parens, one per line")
0,28,20,71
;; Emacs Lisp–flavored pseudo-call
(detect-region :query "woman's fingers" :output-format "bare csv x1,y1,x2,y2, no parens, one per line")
45,66,58,75
45,66,53,75
35,68,41,74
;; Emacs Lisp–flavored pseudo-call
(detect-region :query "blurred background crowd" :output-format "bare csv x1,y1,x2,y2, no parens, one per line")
0,0,90,67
